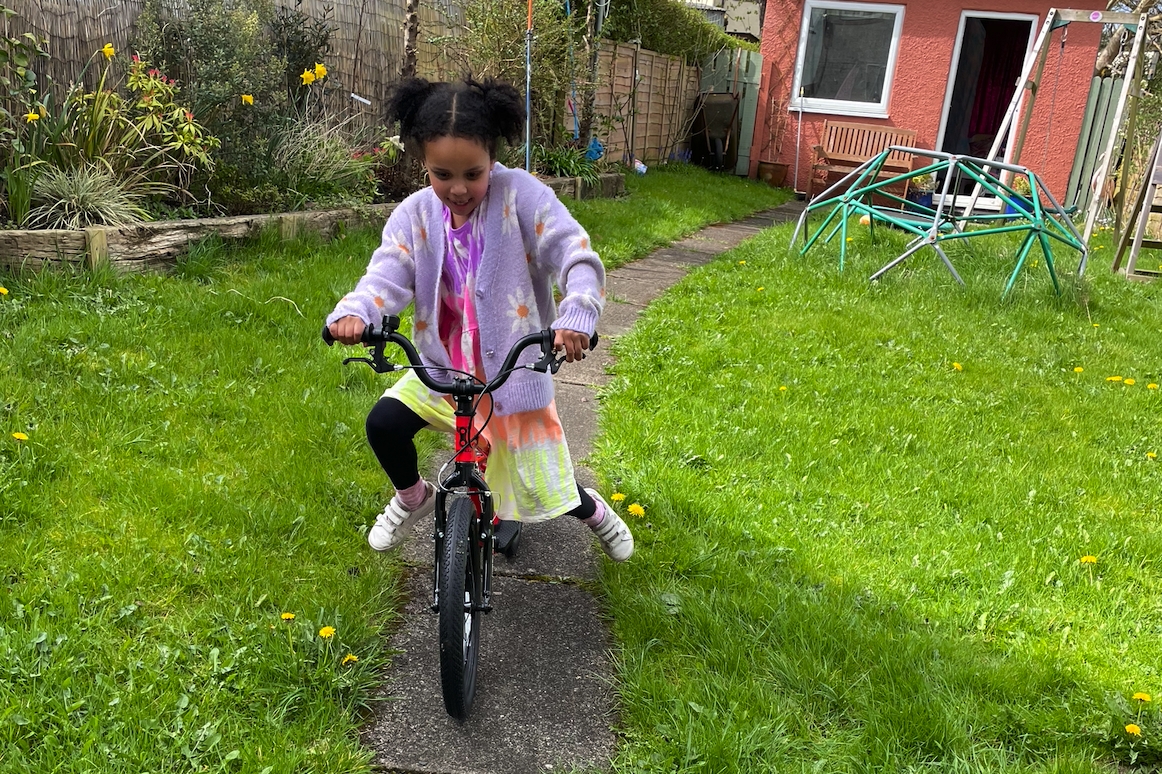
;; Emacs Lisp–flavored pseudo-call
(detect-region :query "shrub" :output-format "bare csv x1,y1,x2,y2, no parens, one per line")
602,0,751,63
532,143,599,185
272,118,377,208
27,163,149,229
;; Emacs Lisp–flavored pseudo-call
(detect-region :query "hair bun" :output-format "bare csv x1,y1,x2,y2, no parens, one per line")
386,77,435,134
476,77,525,144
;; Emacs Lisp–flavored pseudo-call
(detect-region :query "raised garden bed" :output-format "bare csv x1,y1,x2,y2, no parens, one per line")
0,172,625,274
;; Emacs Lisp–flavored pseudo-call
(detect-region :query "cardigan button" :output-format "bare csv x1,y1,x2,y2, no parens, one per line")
475,290,484,298
495,402,503,412
484,350,495,358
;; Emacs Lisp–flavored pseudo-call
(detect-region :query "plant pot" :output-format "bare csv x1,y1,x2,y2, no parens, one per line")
905,190,933,212
1004,196,1033,216
757,161,789,188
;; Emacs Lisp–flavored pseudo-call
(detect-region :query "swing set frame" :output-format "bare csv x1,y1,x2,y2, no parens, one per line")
962,7,1148,247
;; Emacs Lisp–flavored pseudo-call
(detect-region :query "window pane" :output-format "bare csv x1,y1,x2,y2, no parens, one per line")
802,7,896,103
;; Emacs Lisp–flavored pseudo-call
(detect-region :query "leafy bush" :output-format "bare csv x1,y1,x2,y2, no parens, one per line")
532,143,599,185
272,118,377,208
603,0,752,63
27,163,149,229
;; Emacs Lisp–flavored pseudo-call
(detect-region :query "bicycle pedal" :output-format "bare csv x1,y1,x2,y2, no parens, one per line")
493,520,522,558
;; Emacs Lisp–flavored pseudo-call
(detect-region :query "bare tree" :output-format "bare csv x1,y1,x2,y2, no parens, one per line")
1097,0,1162,75
401,0,420,78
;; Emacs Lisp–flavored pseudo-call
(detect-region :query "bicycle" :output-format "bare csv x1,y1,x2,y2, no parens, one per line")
323,313,596,719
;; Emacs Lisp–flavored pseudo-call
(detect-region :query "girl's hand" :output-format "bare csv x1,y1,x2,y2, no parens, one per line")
328,315,367,345
553,329,590,363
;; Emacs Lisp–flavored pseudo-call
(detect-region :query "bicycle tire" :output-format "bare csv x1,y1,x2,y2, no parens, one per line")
438,496,481,719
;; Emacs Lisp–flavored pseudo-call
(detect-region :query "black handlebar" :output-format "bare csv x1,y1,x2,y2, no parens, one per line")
322,314,597,397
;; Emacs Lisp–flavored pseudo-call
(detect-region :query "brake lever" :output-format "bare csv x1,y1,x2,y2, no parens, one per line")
342,343,396,373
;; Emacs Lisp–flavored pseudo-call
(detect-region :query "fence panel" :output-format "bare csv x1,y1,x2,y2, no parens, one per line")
6,0,459,120
590,43,701,164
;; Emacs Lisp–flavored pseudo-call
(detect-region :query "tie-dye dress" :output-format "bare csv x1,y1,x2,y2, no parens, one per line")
382,203,581,522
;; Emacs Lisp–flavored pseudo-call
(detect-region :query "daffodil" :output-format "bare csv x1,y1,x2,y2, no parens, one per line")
611,493,626,502
24,111,38,122
241,94,254,105
101,43,115,59
319,625,336,639
313,62,327,79
300,69,316,85
1134,692,1152,702
280,612,295,621
12,432,28,442
1126,723,1142,736
627,503,645,518
342,653,359,666
1080,555,1097,565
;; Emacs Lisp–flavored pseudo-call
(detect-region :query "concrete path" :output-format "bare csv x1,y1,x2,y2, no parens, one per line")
363,200,806,774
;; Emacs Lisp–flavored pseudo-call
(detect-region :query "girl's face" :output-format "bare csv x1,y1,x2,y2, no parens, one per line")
423,135,493,226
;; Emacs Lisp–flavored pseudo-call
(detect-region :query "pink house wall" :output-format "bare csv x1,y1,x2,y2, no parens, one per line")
753,2,1101,199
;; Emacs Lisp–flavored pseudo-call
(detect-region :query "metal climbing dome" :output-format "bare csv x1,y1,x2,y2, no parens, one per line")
791,147,1088,298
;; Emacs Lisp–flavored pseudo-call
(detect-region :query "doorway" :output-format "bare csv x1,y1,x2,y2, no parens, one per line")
938,14,1036,169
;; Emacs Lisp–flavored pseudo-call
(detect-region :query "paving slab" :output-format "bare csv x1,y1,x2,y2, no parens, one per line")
364,573,616,774
595,299,643,336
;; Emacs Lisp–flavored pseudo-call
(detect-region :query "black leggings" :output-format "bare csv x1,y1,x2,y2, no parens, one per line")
365,397,596,519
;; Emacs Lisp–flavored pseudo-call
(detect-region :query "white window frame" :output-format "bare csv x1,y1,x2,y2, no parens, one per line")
790,0,906,118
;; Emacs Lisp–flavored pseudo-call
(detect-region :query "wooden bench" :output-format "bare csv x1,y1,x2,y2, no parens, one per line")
808,120,918,199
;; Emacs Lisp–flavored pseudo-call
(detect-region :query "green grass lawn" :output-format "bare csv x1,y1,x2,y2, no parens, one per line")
591,219,1162,772
0,163,780,772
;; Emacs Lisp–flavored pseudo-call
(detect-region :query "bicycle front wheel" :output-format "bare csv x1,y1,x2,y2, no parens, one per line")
438,496,482,719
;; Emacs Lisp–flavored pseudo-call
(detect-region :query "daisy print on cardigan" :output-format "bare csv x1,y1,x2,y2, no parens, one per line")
326,163,604,416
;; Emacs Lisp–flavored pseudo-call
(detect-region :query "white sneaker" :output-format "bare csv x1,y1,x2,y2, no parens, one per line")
584,488,634,562
368,481,436,552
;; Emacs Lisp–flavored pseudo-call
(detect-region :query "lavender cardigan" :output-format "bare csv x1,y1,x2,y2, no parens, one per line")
326,163,605,416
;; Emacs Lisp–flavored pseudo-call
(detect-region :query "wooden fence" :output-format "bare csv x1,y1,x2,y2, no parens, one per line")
588,42,702,164
8,2,700,161
6,0,459,118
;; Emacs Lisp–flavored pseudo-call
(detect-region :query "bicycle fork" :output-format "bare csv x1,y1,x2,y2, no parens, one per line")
431,390,496,615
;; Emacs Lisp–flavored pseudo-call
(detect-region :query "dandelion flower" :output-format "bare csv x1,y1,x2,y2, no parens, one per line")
313,62,327,79
738,260,746,265
0,286,8,295
300,69,316,85
101,43,115,59
757,287,764,291
1126,723,1142,736
1074,367,1083,373
953,362,963,371
342,653,359,666
241,94,254,105
1134,692,1152,703
779,385,788,392
1148,452,1157,460
1080,555,1097,565
611,493,626,502
1107,376,1123,383
627,503,645,518
1126,378,1137,386
319,625,336,639
12,432,28,442
1149,384,1159,390
845,237,853,242
281,612,295,621
1093,323,1100,328
24,111,38,122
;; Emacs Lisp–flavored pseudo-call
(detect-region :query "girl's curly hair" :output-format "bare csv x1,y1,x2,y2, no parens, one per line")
386,76,525,159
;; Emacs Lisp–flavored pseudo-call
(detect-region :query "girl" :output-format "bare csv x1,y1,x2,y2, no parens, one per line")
326,76,633,562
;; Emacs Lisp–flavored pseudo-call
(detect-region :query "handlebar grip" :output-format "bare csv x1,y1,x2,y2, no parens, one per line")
590,332,599,351
322,325,336,346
